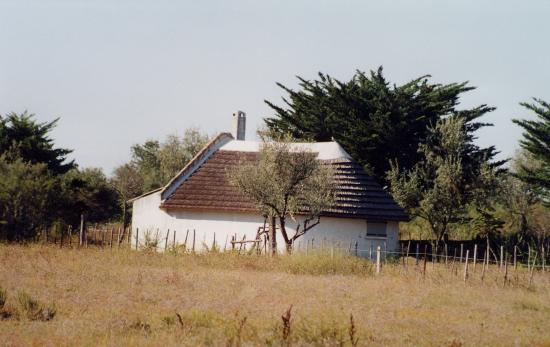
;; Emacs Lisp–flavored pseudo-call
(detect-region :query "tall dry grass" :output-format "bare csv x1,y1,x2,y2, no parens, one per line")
0,244,549,346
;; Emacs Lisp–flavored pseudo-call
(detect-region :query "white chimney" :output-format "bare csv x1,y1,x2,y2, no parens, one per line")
232,110,246,140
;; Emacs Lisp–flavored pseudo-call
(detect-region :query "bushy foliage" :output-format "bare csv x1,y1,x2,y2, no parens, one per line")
388,116,501,243
125,128,210,192
57,168,121,226
0,155,56,240
228,137,335,251
16,291,56,321
0,112,120,240
513,98,550,202
0,112,74,174
489,151,550,247
264,67,503,184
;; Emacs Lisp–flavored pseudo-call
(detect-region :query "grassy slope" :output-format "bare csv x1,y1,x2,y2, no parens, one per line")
0,245,549,346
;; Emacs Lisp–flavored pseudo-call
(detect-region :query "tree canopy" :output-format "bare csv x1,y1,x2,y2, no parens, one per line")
388,116,501,245
0,155,56,240
264,67,502,184
126,128,210,192
0,111,75,175
0,112,119,240
228,138,335,253
513,98,550,201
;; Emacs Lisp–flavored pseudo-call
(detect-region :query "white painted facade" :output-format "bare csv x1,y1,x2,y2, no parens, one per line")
131,190,399,258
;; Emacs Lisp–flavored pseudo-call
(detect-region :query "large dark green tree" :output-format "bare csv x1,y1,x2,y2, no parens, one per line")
0,111,75,174
265,67,502,184
513,98,550,201
57,168,121,227
0,112,120,240
0,155,56,240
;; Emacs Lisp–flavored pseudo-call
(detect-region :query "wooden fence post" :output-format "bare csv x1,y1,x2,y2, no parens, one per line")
192,229,196,253
116,227,121,248
79,214,84,247
463,250,470,283
416,243,419,265
431,244,435,269
528,246,531,272
68,226,72,247
500,245,504,271
543,245,546,272
110,228,114,249
401,243,406,269
376,246,381,275
135,228,139,250
529,253,537,288
184,229,189,250
444,244,448,267
460,243,463,263
173,230,177,251
481,249,487,283
354,241,358,257
164,229,170,252
484,245,489,269
423,246,428,279
514,245,517,270
85,225,88,248
405,241,410,267
503,256,508,287
473,244,478,272
452,248,457,275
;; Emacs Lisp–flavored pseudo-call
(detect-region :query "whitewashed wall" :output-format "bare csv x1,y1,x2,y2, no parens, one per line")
131,191,399,257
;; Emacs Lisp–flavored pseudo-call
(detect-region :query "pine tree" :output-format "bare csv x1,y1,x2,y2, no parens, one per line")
513,98,550,200
265,67,503,184
0,111,74,175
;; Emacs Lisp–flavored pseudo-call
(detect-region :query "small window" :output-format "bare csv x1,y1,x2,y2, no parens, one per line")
366,222,387,237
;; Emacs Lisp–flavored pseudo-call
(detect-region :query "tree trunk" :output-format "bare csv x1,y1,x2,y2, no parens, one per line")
278,217,292,253
268,216,277,256
122,201,127,229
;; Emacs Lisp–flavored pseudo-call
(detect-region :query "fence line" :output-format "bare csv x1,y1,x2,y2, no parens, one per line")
34,225,550,283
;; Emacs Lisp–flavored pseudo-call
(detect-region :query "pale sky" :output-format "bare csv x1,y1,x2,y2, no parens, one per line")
1,0,549,175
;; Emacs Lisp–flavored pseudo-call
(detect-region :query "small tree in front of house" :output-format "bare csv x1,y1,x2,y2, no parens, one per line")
228,139,335,254
388,116,500,252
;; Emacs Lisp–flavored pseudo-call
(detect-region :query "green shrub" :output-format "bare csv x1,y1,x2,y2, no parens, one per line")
17,291,56,321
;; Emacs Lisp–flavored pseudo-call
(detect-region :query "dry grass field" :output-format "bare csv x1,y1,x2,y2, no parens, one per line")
0,244,549,346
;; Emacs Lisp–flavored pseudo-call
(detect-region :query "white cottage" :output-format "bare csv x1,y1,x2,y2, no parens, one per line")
130,112,408,257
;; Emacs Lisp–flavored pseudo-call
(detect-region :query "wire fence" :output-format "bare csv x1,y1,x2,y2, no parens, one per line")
34,224,550,277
